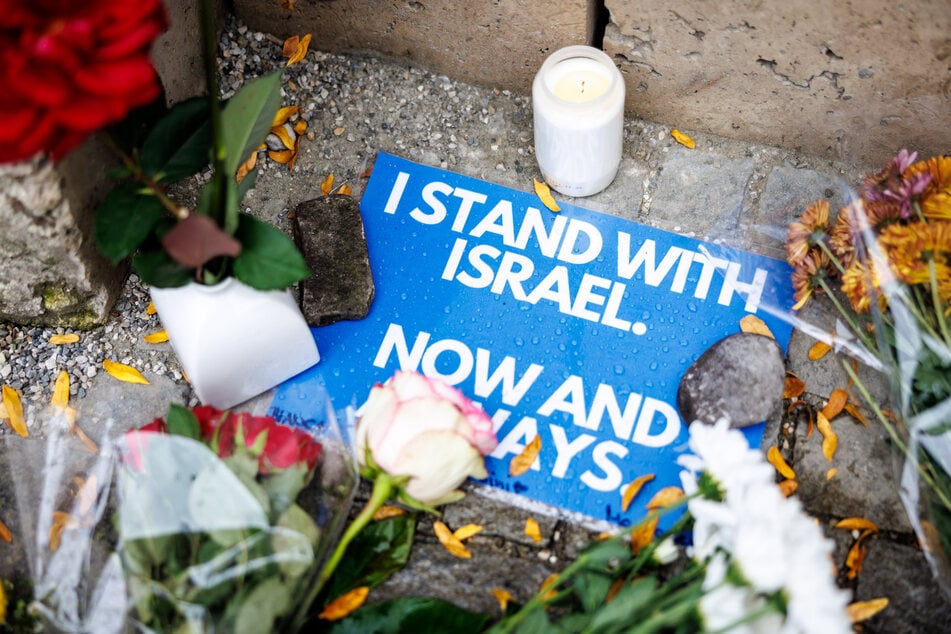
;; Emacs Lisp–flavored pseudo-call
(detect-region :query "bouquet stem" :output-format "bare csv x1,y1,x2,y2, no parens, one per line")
314,472,395,591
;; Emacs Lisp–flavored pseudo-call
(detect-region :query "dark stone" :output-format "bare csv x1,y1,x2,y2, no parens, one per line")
677,332,785,427
292,195,374,326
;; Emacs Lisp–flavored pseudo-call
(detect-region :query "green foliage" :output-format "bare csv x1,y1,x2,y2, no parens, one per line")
139,97,213,182
94,64,306,289
94,183,163,264
220,71,283,179
326,597,489,634
325,514,417,600
233,214,311,290
165,403,200,440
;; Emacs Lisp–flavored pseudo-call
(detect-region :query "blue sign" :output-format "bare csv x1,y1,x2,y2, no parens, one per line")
270,152,795,527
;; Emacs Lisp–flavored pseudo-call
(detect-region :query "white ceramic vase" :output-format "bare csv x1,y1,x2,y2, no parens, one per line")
150,279,319,409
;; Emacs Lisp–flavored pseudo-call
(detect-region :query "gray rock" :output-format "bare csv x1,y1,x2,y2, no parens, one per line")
677,332,785,427
292,195,375,326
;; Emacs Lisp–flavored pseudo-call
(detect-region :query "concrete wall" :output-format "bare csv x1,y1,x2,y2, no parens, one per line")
604,0,950,167
233,0,590,91
234,0,949,168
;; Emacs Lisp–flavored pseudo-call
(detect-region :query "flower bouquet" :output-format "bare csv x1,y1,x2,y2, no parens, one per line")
786,150,951,591
482,420,855,634
117,403,356,633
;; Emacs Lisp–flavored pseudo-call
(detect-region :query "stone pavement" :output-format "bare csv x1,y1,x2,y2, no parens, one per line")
1,16,949,632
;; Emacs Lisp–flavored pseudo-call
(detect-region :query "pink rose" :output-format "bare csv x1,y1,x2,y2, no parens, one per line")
355,371,498,505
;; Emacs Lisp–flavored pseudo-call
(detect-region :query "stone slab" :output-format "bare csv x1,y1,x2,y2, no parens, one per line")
646,148,755,247
604,0,950,168
292,195,375,326
855,538,951,633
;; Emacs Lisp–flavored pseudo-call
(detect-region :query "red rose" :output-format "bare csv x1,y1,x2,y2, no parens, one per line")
0,0,168,163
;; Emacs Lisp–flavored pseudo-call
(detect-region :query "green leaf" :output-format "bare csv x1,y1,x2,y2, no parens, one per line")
586,577,656,633
326,514,416,600
261,464,309,519
140,97,213,182
221,71,283,178
233,214,310,290
327,597,489,634
132,246,193,288
95,183,164,264
273,503,320,578
234,577,292,634
165,403,200,440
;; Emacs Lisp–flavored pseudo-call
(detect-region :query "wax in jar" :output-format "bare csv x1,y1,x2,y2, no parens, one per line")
552,69,610,103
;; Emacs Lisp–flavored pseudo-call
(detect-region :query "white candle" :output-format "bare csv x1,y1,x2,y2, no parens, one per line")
532,46,625,197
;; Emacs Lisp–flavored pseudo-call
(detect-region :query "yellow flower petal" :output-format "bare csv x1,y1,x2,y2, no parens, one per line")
1,385,28,437
835,517,879,533
236,150,258,184
271,105,300,128
267,149,294,165
319,586,369,621
49,333,80,345
490,587,513,612
621,473,655,512
434,520,471,559
847,597,889,623
808,341,832,360
524,517,542,543
817,411,838,461
630,515,659,553
283,33,312,66
372,505,405,521
103,360,149,385
509,434,541,476
143,330,169,344
784,375,806,398
645,486,684,510
0,515,12,543
51,370,70,410
338,184,352,196
321,173,335,196
778,479,798,497
822,388,848,419
826,467,838,480
533,178,560,212
767,446,796,479
453,524,483,541
671,129,696,149
145,301,157,316
739,314,774,338
271,124,296,150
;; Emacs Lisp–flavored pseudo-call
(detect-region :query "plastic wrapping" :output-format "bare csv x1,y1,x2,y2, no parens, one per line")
5,390,357,633
773,152,951,594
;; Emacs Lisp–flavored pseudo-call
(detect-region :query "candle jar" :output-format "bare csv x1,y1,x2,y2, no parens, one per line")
532,45,625,197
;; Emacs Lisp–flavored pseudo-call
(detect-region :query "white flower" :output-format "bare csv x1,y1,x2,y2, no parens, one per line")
699,553,783,634
681,420,852,634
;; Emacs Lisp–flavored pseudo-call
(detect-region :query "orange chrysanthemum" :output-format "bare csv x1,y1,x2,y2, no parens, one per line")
840,260,884,314
787,200,831,266
905,156,951,220
791,250,832,310
878,221,951,287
